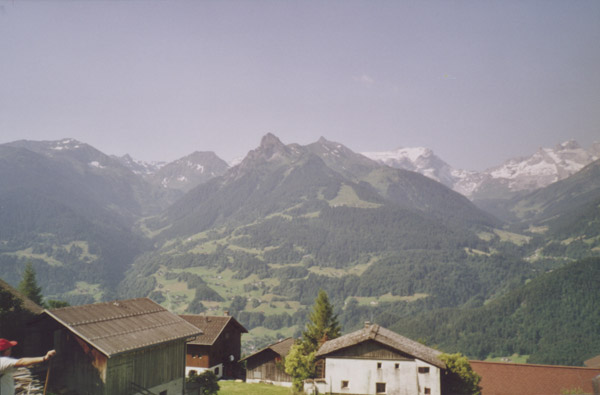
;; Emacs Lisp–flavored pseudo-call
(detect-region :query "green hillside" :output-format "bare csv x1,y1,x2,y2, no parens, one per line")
391,257,600,366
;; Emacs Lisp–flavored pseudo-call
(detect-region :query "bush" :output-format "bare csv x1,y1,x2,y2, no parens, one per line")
187,370,220,395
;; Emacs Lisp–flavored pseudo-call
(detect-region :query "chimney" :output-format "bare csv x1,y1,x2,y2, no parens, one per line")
224,310,229,317
364,321,371,328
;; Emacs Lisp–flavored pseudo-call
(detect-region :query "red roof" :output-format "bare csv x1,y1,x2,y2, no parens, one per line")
470,360,600,395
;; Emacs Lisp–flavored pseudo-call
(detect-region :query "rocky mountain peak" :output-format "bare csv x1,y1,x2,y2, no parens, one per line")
244,133,294,164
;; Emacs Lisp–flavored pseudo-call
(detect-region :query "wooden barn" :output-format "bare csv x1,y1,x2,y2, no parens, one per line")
180,313,247,379
241,337,295,387
34,298,201,395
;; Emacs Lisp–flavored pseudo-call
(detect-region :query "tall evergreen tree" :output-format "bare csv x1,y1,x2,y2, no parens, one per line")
18,262,44,306
302,289,341,352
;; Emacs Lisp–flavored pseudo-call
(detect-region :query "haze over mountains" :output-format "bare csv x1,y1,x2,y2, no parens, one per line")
1,134,599,364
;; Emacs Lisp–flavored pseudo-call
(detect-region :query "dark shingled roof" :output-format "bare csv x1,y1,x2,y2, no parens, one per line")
180,314,247,346
240,337,295,362
316,324,446,369
470,360,600,395
45,298,202,357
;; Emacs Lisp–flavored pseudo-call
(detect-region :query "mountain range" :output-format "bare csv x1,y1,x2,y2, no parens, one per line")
0,134,598,365
363,140,600,200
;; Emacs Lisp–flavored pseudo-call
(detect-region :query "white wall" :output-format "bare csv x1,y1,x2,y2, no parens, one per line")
185,363,224,379
246,378,293,387
309,358,440,395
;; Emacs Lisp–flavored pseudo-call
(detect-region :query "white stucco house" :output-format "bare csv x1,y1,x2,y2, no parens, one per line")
305,323,446,395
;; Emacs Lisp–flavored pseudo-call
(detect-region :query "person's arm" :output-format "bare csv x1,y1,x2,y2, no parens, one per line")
14,350,56,368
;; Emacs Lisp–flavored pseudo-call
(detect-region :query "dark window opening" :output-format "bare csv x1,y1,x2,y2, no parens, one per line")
341,380,349,389
424,388,431,394
376,382,386,393
395,363,399,369
418,366,430,374
377,362,382,369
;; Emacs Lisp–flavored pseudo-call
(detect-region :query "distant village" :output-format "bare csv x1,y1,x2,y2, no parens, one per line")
2,279,599,395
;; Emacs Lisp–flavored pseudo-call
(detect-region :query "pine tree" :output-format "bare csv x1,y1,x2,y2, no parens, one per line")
18,262,44,306
302,289,341,353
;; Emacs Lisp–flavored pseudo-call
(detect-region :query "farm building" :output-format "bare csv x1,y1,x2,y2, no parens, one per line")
180,313,247,379
33,298,201,395
0,277,44,356
241,337,295,387
305,323,445,395
470,360,600,395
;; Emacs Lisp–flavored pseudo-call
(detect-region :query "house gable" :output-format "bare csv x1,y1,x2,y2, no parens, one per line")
325,339,416,361
180,314,248,379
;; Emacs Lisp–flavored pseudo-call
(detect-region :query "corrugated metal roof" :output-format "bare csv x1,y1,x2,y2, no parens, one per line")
316,324,446,369
45,298,202,357
180,315,247,346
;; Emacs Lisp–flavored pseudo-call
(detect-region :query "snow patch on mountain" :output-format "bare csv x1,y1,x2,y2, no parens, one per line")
89,161,105,169
51,138,81,151
363,140,599,199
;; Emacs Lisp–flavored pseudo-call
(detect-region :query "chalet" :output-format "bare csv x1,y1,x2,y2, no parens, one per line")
306,323,446,395
33,298,202,395
180,313,248,379
470,360,600,395
241,337,295,387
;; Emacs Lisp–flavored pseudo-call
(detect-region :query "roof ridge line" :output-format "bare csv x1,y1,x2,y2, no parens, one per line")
87,319,188,342
67,307,165,327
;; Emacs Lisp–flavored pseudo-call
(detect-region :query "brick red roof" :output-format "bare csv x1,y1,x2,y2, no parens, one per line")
470,360,600,395
180,314,247,346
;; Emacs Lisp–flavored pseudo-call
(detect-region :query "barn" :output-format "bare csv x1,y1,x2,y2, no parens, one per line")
34,298,201,395
241,337,295,387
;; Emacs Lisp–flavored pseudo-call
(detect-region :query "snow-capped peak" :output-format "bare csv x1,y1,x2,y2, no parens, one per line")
363,140,599,199
51,138,82,151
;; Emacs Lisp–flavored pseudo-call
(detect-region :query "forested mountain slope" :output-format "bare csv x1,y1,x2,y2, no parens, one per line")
0,142,152,302
390,257,600,366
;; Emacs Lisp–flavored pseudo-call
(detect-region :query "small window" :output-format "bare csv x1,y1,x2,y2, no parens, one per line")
377,362,382,369
424,388,431,395
395,363,399,369
341,380,349,389
376,382,386,394
214,367,220,376
418,367,430,374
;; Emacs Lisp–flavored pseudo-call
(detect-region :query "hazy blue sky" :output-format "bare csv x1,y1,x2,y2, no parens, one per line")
1,1,598,170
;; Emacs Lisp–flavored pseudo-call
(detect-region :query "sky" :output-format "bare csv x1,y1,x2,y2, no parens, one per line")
1,1,599,171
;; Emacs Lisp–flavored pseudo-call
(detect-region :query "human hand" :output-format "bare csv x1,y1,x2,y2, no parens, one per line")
44,350,56,361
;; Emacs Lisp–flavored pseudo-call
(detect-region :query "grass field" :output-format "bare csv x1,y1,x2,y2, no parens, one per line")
218,381,293,395
485,354,529,364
